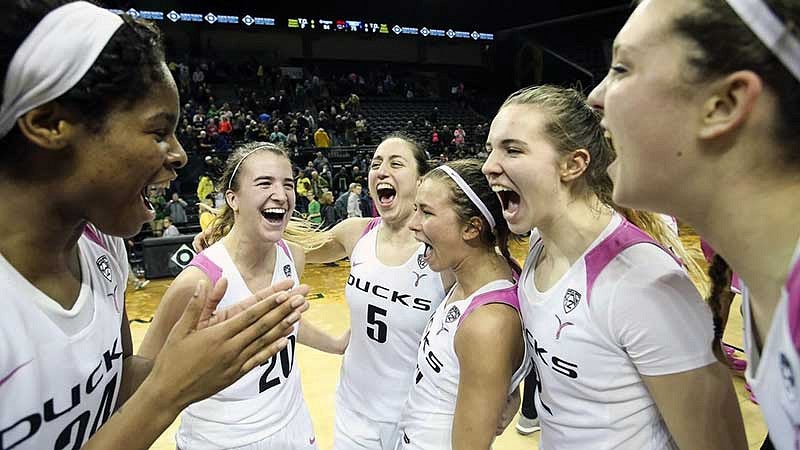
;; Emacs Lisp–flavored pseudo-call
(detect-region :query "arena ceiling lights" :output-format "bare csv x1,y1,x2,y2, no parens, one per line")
109,8,494,41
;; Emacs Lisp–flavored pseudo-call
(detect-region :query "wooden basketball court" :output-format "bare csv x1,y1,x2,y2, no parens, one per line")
125,233,768,450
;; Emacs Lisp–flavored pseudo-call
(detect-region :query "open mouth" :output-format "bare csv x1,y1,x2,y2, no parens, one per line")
376,182,396,207
261,207,287,225
423,242,433,260
492,185,520,217
141,182,170,214
603,130,616,152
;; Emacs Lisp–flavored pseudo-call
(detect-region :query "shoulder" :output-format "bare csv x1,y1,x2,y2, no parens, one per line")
457,303,522,348
285,240,306,270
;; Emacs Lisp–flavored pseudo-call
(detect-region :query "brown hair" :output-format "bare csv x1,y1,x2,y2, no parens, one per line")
423,159,521,274
204,142,328,251
500,85,708,291
379,132,431,177
671,0,800,165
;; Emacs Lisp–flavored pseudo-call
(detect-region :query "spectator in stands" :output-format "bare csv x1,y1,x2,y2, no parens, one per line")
430,106,439,125
206,118,218,136
313,151,330,173
351,164,365,187
439,125,453,154
192,67,205,86
453,123,466,150
355,114,368,144
218,116,232,135
286,127,299,152
431,127,440,151
319,191,337,229
347,182,362,218
147,186,167,236
299,127,312,148
166,192,188,224
162,216,180,237
314,127,331,148
295,171,312,214
333,165,350,195
305,191,322,225
269,125,287,145
309,170,329,198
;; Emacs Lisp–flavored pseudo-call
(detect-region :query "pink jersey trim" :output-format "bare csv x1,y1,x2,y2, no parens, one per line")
787,258,800,352
584,219,678,306
82,224,107,251
360,217,382,239
276,239,293,262
188,252,223,285
458,272,521,327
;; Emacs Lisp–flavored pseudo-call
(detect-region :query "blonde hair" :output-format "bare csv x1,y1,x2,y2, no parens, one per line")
204,142,331,252
501,85,709,294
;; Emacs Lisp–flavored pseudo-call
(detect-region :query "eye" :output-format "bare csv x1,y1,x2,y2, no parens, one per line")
610,64,628,75
153,130,169,142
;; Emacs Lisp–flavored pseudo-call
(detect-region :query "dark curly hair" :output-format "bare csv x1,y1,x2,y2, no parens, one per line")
0,0,167,147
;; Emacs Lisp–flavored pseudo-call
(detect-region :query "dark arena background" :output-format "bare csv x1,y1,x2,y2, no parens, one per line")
99,1,768,448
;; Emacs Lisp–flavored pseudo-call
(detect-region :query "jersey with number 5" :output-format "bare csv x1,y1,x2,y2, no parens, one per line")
337,218,446,422
177,240,303,449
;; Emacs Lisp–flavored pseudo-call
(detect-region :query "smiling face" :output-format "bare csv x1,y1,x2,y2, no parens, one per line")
587,0,705,212
368,138,421,223
226,151,295,243
408,177,466,272
67,63,186,237
482,104,565,235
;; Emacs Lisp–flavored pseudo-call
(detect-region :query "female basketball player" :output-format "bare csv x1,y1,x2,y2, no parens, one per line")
482,85,747,450
140,143,348,450
588,1,800,447
0,3,307,449
194,134,454,449
394,160,527,450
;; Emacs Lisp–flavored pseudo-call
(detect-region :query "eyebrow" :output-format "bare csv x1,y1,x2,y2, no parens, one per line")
253,176,294,183
372,155,408,161
145,112,178,125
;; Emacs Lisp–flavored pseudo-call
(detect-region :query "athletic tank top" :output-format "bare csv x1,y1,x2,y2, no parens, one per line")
519,214,714,450
177,239,304,449
336,218,447,422
0,224,126,450
397,279,529,449
744,238,800,450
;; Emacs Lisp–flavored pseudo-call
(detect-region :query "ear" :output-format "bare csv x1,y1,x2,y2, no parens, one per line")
225,189,239,213
699,70,762,140
461,217,483,241
15,102,76,150
559,148,591,183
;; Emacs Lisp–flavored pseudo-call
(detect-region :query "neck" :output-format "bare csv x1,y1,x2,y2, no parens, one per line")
0,176,84,281
223,224,278,276
681,170,800,310
379,211,418,246
451,246,511,299
536,196,614,265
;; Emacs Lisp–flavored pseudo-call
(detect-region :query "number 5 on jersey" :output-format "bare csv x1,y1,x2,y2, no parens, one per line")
367,304,387,343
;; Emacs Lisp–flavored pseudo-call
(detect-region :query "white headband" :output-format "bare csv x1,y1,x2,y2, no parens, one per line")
228,148,261,190
0,1,124,138
725,0,800,82
435,165,496,232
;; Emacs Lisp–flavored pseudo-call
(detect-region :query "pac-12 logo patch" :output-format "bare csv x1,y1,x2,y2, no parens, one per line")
445,305,461,323
563,288,581,314
96,255,112,282
417,254,428,270
781,353,796,402
283,264,292,278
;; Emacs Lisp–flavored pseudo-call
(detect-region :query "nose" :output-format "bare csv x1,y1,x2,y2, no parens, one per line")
168,136,188,169
408,208,423,232
587,76,607,113
482,149,501,178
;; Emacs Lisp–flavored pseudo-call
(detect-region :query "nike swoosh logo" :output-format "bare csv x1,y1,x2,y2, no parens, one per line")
352,261,364,267
309,437,316,445
0,359,33,388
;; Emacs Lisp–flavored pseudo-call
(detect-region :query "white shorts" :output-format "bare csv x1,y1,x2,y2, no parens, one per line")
177,405,318,450
333,402,397,450
392,424,451,450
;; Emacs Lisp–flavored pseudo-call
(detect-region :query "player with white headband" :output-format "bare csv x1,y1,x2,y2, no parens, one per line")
484,84,747,449
0,2,308,449
589,0,800,448
393,160,528,450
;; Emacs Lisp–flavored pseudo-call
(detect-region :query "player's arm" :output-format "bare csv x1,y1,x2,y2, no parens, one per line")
297,319,350,354
452,304,524,450
642,363,746,450
304,217,371,264
83,279,309,449
609,263,747,450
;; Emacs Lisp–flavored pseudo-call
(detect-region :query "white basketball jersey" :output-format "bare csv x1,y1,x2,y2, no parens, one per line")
0,224,127,450
337,218,446,422
743,238,800,450
519,214,716,450
178,239,304,450
396,279,529,450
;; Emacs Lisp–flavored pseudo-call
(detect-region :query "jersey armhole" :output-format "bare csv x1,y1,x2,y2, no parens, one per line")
359,217,382,239
458,285,520,327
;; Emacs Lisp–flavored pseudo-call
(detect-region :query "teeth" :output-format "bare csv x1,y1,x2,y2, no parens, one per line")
377,183,394,191
263,208,286,214
603,130,614,147
491,185,513,193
